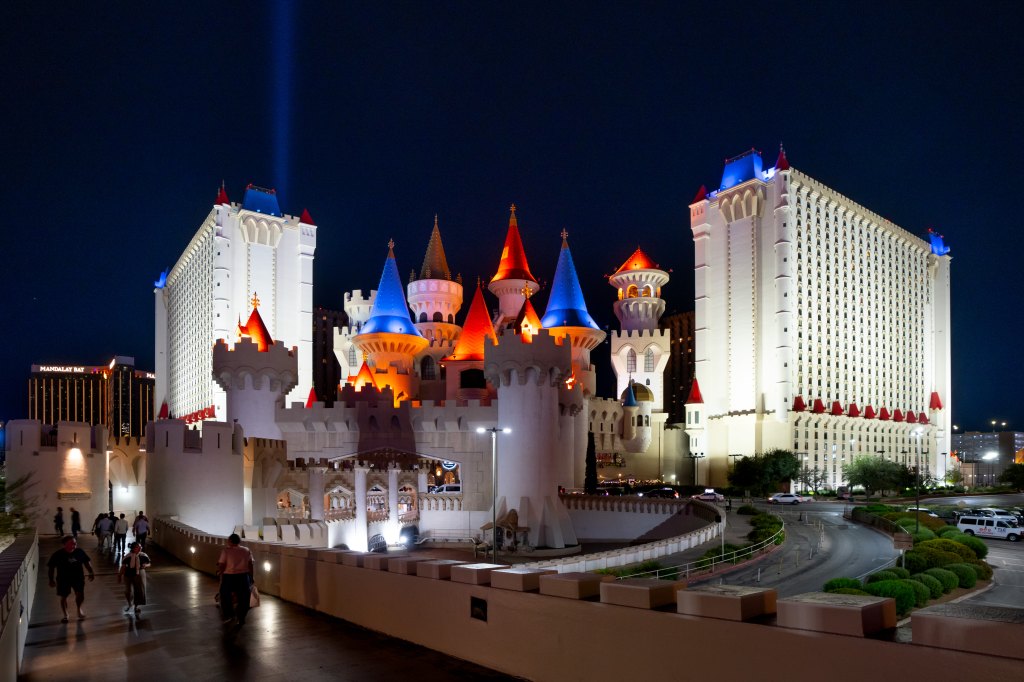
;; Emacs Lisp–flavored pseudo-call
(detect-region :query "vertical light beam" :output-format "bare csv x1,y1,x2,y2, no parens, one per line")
272,0,295,205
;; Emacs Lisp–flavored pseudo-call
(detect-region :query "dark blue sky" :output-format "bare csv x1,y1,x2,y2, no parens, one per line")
3,2,1021,431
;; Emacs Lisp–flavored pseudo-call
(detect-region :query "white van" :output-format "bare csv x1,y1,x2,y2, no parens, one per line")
432,484,462,494
957,515,1020,541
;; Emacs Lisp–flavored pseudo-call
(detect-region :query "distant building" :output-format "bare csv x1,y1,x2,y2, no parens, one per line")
27,356,154,438
952,430,1024,486
312,306,347,405
687,147,952,488
154,184,316,422
660,311,695,425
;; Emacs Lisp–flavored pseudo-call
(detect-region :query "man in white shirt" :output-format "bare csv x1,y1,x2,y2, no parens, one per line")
113,513,130,555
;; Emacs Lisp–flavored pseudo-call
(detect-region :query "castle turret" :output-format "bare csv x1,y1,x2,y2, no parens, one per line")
212,296,298,439
442,282,497,401
484,328,577,549
407,216,463,400
335,289,376,381
620,380,653,454
608,246,671,411
352,241,429,403
489,205,540,327
684,378,706,485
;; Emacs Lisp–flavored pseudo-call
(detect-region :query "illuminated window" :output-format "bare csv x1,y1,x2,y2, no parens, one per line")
627,349,637,373
644,349,655,372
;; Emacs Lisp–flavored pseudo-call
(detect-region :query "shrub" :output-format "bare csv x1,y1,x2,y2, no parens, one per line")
887,566,911,579
864,504,894,514
736,504,758,515
935,525,962,537
866,570,900,584
971,561,993,580
823,577,862,592
915,546,963,569
911,529,937,544
942,563,977,589
750,513,783,529
916,539,976,563
899,578,931,607
951,534,988,560
924,567,959,593
910,573,943,599
902,551,928,574
830,587,870,596
863,580,916,615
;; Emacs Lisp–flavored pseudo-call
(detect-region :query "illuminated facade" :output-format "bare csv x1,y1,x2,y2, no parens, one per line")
28,356,155,438
154,185,315,423
687,148,952,488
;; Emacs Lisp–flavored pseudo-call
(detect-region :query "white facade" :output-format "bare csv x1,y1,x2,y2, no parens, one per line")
689,150,952,487
155,187,315,422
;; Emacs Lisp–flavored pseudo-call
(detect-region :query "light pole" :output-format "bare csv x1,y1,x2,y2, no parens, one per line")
477,426,511,562
913,427,923,533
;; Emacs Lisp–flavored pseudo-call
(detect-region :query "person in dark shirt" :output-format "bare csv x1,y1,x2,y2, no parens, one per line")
70,508,82,538
47,535,95,623
118,542,152,616
53,507,65,535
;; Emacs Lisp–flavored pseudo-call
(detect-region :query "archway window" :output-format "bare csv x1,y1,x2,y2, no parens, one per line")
419,312,428,323
627,349,637,373
642,285,653,297
644,348,655,372
433,311,443,322
447,314,454,323
421,356,437,380
626,284,639,298
348,346,357,367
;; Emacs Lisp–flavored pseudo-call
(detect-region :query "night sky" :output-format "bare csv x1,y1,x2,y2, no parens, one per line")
3,2,1022,432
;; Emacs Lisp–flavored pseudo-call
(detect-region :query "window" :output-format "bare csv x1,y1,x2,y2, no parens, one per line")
348,347,357,367
644,349,655,372
421,356,437,380
627,349,637,373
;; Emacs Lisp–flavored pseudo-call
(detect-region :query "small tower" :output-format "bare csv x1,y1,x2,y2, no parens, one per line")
335,289,377,382
442,282,497,401
620,380,653,454
608,247,671,411
684,378,706,485
407,216,463,400
352,241,429,403
212,294,298,440
488,205,540,328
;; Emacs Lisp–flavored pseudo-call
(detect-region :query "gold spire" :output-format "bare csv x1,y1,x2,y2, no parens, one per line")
561,228,569,247
251,291,260,309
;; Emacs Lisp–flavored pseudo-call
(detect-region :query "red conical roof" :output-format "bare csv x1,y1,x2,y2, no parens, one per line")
879,407,891,421
812,399,826,414
514,297,543,341
237,294,274,352
158,401,169,419
445,285,497,362
929,391,943,410
305,386,318,408
863,405,876,419
847,402,861,418
775,144,790,171
216,184,230,205
686,378,704,404
792,395,806,412
893,409,905,422
300,208,316,225
614,247,659,275
692,185,707,203
347,361,378,392
906,411,917,424
830,400,843,416
919,412,929,424
490,204,537,284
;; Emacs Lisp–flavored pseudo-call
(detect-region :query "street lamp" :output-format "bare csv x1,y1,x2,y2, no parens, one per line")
982,451,999,488
913,427,923,533
477,426,511,562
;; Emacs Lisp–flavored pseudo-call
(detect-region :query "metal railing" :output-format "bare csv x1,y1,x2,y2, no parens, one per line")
613,521,785,581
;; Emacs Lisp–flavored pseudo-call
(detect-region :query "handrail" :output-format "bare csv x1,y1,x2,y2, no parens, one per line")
614,520,785,581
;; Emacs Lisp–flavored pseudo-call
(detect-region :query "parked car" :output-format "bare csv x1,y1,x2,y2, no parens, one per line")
977,508,1020,525
691,488,725,502
957,515,1021,541
768,493,807,505
431,484,462,494
639,487,679,499
905,506,939,518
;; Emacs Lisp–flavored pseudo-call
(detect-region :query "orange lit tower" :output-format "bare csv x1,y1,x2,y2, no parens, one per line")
489,204,540,328
407,216,463,401
352,241,429,403
442,282,498,401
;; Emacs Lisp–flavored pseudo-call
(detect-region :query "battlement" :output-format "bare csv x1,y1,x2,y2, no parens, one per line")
484,328,572,388
4,420,106,454
145,419,240,456
288,457,337,470
612,329,670,340
212,336,299,393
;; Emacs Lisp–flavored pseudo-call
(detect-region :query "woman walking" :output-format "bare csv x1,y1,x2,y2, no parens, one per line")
117,542,152,616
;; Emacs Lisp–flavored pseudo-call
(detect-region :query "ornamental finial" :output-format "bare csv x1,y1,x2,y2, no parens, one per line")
251,291,260,309
560,228,568,246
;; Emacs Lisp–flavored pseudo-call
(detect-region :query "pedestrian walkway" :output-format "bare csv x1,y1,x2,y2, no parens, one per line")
20,536,514,681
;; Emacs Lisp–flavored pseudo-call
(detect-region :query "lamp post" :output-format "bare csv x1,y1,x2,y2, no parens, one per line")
913,427,923,533
477,426,511,562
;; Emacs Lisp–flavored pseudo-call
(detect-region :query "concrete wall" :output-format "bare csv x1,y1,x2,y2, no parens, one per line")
0,535,39,679
152,519,1020,681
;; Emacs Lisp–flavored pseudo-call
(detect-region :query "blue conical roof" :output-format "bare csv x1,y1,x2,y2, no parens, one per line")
622,382,638,408
360,242,423,337
541,232,600,329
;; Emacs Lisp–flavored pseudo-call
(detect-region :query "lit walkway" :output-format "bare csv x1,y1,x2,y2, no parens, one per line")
21,535,515,681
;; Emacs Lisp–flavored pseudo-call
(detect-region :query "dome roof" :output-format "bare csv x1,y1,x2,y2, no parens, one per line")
620,381,653,403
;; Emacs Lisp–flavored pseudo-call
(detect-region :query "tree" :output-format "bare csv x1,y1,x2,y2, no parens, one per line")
845,456,906,498
998,463,1024,492
727,449,800,496
945,464,963,487
0,472,39,538
584,432,598,495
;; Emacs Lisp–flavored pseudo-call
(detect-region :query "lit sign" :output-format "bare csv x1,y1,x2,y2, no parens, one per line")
38,365,87,373
441,461,457,471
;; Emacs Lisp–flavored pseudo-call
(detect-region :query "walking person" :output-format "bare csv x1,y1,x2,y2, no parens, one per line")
47,535,95,623
95,513,114,554
117,542,152,616
133,511,150,548
53,507,65,536
70,508,81,539
216,533,254,626
113,513,129,555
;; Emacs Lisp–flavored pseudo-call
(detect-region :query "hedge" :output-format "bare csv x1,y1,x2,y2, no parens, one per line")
915,539,977,563
899,578,931,607
971,561,994,580
943,563,977,589
910,529,937,544
902,551,928,574
951,534,988,560
737,504,759,515
863,580,916,616
923,567,959,593
830,587,871,596
866,570,900,584
823,577,862,592
887,566,911,579
935,525,962,537
910,573,943,599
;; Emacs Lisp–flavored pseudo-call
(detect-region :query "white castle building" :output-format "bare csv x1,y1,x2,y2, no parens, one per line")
685,147,952,488
153,184,316,423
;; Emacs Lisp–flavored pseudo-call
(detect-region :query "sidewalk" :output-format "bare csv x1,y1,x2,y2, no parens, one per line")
20,535,514,681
